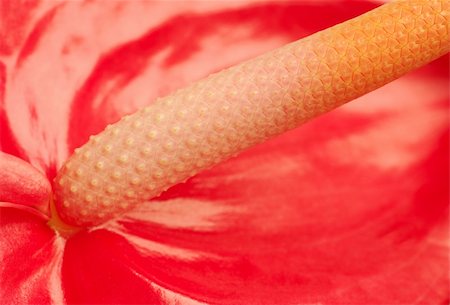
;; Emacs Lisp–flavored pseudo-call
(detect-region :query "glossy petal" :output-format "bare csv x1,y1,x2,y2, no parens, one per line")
1,1,449,305
0,152,51,213
0,207,64,304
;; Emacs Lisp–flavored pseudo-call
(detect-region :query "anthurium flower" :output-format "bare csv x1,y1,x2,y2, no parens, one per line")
1,1,448,304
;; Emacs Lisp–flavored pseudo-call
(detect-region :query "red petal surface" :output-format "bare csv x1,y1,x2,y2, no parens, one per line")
1,1,449,304
63,229,168,304
0,207,64,305
0,152,51,213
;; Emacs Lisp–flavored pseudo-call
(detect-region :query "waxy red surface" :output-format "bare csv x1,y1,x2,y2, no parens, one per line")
1,1,449,304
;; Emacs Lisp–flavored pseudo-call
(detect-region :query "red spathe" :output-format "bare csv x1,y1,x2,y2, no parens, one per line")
0,1,448,304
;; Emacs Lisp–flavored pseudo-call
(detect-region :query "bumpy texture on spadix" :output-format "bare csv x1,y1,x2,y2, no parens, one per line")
54,0,449,227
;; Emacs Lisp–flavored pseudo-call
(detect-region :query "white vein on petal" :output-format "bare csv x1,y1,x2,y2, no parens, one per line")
126,264,209,305
49,236,66,305
108,222,211,261
6,235,66,304
120,198,240,232
150,282,210,305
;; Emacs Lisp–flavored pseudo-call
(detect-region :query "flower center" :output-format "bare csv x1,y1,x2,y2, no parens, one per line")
47,196,81,238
